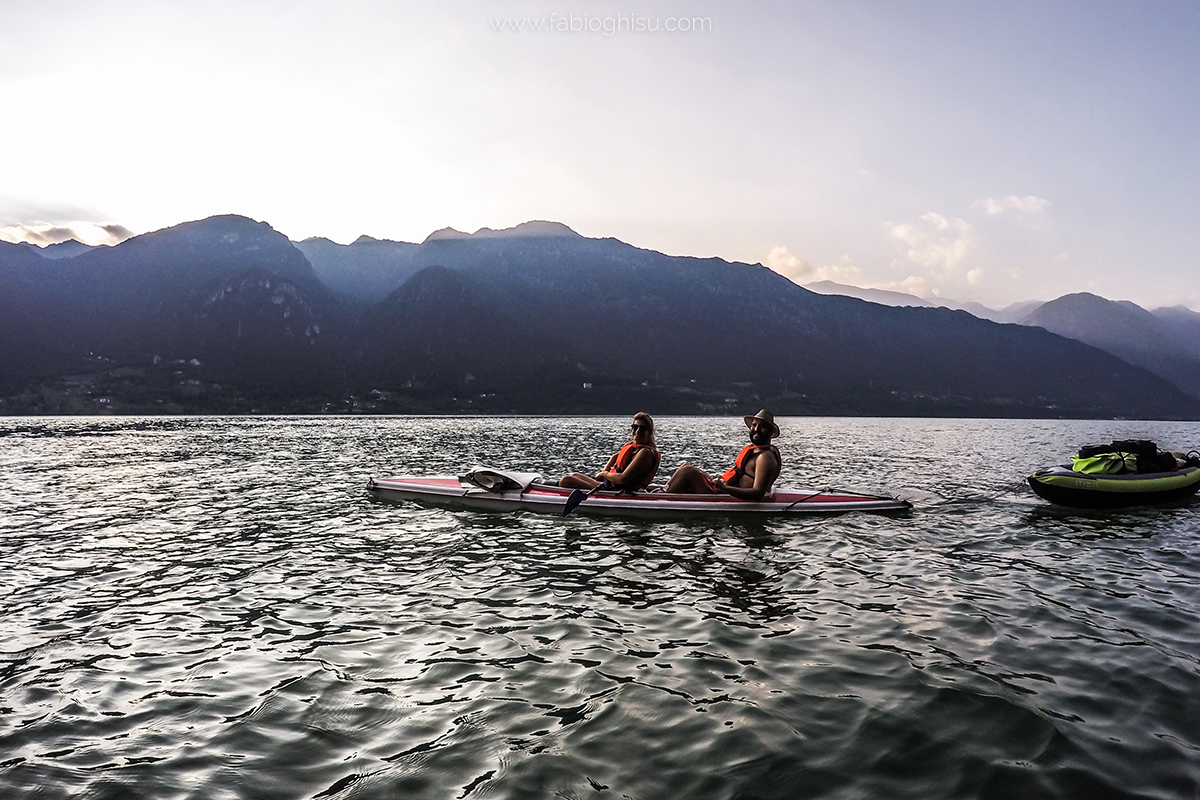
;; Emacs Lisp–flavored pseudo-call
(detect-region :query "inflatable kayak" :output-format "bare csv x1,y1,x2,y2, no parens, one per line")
367,468,911,518
1027,465,1200,509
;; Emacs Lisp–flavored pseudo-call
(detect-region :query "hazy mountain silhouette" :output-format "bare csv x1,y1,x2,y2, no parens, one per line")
2,215,1198,418
1151,306,1200,361
1020,293,1200,398
20,239,100,259
296,220,582,304
296,235,422,306
423,220,580,242
1003,299,1047,321
804,281,935,308
804,281,1036,323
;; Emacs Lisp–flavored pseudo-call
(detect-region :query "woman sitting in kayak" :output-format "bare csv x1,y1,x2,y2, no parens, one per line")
559,412,661,491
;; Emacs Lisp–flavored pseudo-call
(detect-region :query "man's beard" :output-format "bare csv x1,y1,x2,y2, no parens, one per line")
750,428,772,446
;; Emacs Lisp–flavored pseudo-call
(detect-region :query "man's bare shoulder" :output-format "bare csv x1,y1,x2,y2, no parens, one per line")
757,446,781,475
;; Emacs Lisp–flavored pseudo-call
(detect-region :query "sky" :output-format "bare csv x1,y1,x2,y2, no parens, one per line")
2,0,1198,310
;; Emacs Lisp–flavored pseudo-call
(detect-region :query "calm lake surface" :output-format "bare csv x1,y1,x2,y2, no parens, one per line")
2,415,1199,800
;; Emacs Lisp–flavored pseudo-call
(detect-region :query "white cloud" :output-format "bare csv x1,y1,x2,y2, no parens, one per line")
967,267,983,285
889,213,971,274
867,275,936,298
0,199,134,246
765,245,811,278
980,195,1051,215
0,222,132,246
765,245,862,285
920,211,952,230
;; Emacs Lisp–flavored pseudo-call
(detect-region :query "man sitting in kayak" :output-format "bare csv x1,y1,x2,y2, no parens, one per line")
664,409,781,501
559,412,661,491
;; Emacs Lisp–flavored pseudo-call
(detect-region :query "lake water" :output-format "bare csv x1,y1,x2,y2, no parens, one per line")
2,415,1199,799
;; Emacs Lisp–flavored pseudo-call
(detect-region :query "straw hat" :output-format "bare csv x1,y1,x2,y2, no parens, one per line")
743,409,780,438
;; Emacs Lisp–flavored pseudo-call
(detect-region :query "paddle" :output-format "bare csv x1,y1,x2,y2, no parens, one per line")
563,479,611,516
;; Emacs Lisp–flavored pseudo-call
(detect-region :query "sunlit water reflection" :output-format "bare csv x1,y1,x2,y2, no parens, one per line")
2,416,1199,799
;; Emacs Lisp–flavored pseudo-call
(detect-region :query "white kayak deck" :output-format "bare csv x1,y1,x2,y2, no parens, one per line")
367,474,911,518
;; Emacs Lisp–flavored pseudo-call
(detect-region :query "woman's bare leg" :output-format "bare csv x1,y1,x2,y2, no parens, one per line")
559,473,601,490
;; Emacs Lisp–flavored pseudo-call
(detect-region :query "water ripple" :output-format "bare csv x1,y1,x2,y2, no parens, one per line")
2,416,1200,798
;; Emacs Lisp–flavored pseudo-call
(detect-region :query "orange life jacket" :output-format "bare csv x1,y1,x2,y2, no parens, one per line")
722,444,780,485
611,442,661,488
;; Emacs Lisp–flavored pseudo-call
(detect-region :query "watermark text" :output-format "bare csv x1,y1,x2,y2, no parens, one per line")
489,13,712,35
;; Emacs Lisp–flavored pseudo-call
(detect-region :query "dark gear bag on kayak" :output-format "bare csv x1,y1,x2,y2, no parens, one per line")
1076,440,1177,474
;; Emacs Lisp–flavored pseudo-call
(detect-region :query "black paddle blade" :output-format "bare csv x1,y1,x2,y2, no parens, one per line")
562,488,587,516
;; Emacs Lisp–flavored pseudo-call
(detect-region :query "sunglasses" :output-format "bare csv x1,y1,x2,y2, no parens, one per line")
630,423,649,432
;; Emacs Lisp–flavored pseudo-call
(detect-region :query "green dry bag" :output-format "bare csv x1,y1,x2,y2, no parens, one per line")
1070,452,1136,474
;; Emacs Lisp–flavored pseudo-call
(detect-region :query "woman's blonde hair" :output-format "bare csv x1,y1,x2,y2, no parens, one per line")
632,412,656,447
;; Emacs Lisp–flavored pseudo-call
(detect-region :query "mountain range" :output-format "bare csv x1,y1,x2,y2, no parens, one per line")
1,214,1197,419
1020,294,1200,399
806,283,1200,407
802,281,1033,323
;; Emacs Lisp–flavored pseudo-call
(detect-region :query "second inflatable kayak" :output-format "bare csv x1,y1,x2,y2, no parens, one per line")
1027,465,1200,509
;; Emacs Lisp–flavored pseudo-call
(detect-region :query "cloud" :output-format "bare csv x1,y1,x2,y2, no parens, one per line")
897,276,938,297
765,245,814,280
0,199,109,227
854,275,937,299
888,213,971,274
101,223,135,240
980,195,1050,215
765,245,862,285
0,222,134,246
0,199,134,246
24,226,78,244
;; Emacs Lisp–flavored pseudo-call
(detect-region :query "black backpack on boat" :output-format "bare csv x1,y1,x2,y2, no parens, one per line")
1077,440,1177,473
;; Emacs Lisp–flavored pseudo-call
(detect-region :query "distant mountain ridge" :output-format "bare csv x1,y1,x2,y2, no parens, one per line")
19,239,100,259
803,281,1038,323
423,220,581,242
1152,306,1200,360
805,283,1200,397
296,221,586,304
804,281,935,308
2,214,1197,418
1019,292,1200,399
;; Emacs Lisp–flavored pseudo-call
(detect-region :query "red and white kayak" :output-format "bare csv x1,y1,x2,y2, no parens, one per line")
367,468,911,518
